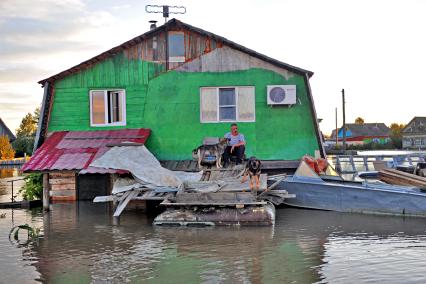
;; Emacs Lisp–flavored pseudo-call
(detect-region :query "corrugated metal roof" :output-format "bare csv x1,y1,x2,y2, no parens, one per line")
22,128,150,173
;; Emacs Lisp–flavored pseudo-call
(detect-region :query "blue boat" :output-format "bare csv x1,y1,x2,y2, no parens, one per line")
276,161,426,217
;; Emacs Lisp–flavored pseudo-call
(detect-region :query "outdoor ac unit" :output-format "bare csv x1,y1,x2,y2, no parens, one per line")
267,85,296,105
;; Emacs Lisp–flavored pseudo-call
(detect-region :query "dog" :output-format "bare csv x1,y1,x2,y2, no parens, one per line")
241,156,262,190
193,138,228,169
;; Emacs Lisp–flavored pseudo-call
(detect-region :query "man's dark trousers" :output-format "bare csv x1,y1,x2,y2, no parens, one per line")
223,145,245,165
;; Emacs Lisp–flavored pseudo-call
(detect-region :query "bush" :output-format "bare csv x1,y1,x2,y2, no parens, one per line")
20,173,43,201
0,135,15,160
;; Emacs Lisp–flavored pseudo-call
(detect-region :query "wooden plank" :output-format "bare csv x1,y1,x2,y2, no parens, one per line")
93,196,115,202
49,178,76,185
49,190,76,197
379,169,426,189
50,184,76,191
113,190,139,217
176,192,256,203
161,201,267,206
49,172,75,178
43,173,49,211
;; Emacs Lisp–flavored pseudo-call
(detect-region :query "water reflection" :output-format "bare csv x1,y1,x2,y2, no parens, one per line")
31,203,322,283
2,203,426,283
0,168,18,179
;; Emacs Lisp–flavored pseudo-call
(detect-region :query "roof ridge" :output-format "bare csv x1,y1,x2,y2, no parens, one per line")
38,18,313,86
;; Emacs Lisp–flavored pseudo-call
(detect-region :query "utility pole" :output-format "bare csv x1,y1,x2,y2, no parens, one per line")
342,89,346,152
335,107,338,146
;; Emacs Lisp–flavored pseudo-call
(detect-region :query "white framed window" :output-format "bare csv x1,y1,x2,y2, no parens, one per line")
200,86,255,123
89,90,126,127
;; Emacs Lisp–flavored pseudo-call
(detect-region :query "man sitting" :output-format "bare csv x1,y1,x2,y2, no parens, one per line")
223,123,246,167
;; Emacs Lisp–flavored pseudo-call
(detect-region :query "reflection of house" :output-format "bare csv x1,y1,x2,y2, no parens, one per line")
331,123,391,145
23,19,324,202
402,117,426,149
0,118,16,142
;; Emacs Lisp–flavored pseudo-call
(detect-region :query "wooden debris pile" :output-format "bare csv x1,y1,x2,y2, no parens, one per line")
379,169,426,190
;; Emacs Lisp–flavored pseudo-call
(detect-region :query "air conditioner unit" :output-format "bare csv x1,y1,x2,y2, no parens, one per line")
267,85,296,105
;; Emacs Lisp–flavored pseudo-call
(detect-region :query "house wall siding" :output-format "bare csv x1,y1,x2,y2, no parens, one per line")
48,51,319,160
49,52,163,131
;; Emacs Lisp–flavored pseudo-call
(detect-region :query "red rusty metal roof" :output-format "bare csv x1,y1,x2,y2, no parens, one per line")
22,129,151,174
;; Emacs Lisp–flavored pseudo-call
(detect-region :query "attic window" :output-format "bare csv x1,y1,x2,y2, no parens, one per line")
168,31,185,63
90,90,126,127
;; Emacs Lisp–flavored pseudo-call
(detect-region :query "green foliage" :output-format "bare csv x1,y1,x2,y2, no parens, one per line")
389,123,405,149
355,117,365,124
20,173,43,201
13,107,40,156
12,136,35,157
0,135,15,160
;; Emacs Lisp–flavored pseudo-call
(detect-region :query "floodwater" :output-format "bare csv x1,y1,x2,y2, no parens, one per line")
1,203,426,283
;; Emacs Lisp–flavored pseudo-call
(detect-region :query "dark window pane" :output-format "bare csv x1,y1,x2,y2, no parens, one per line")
219,106,236,121
168,33,184,57
107,91,123,123
219,88,236,106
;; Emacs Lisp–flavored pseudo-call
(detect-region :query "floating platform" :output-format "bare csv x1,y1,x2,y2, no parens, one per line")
154,202,275,226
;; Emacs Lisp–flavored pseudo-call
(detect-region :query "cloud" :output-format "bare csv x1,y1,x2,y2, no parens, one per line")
0,67,50,83
0,0,122,130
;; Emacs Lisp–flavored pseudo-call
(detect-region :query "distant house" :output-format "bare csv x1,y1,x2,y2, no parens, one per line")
331,123,391,145
0,118,16,142
402,117,426,149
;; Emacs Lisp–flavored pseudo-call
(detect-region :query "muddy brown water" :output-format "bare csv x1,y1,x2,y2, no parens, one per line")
1,202,426,283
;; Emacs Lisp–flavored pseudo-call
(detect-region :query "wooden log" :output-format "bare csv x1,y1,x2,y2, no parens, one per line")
43,173,50,211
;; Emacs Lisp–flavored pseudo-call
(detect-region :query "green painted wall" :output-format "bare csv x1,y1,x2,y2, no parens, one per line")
144,69,318,160
49,52,319,160
50,52,163,131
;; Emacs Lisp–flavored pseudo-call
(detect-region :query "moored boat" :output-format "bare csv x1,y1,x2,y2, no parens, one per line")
276,161,426,217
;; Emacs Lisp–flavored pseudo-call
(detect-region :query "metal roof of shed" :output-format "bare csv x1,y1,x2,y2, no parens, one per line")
22,128,150,173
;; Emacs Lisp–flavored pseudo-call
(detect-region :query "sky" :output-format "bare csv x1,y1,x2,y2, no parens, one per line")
1,0,425,135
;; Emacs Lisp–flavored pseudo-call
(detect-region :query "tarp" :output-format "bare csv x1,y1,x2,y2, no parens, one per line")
90,145,202,188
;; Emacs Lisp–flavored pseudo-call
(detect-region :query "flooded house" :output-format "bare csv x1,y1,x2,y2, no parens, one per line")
402,117,426,150
331,123,391,145
22,19,324,202
0,118,16,142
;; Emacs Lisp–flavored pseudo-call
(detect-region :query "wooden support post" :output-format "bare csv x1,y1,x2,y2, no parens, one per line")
342,89,346,153
43,173,50,211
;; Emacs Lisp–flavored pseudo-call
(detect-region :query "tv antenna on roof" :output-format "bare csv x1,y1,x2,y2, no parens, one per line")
145,5,186,23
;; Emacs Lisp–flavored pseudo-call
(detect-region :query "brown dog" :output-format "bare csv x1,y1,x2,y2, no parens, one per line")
241,156,261,190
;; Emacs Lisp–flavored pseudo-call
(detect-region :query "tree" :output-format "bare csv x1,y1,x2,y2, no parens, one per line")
12,107,40,157
389,123,405,149
0,135,15,160
355,117,365,124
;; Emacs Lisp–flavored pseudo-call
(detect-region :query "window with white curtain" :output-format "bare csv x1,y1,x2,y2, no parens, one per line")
200,86,255,123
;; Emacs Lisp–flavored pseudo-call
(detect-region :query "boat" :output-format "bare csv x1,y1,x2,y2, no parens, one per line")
276,161,426,217
331,152,426,180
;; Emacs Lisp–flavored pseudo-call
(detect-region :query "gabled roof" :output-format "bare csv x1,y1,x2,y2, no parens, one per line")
331,123,390,138
402,117,426,135
0,118,16,141
22,128,150,173
38,18,313,86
